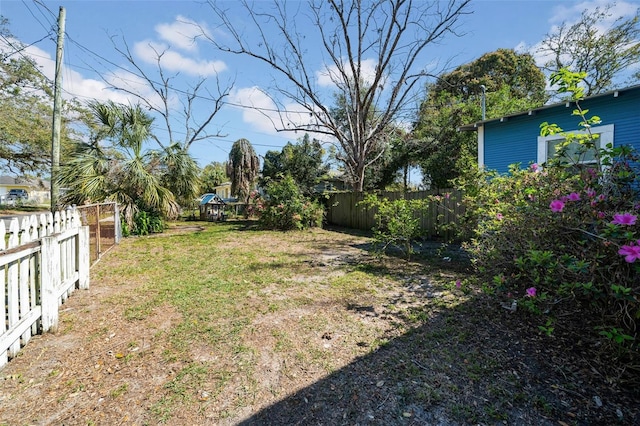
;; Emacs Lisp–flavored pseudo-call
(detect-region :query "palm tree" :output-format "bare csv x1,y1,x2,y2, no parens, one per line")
59,101,179,230
154,143,202,208
227,138,259,204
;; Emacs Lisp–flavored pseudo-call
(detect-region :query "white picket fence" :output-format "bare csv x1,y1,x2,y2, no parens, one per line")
0,208,90,369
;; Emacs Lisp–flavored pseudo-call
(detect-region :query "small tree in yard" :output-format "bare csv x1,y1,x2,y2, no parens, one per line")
359,194,427,259
260,133,328,196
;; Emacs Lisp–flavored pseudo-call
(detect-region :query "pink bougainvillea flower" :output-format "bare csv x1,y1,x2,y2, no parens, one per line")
597,211,606,219
530,163,539,172
567,192,581,201
496,213,503,221
455,280,461,289
618,243,640,263
586,188,596,198
611,213,637,226
597,194,606,202
526,287,537,297
550,200,565,212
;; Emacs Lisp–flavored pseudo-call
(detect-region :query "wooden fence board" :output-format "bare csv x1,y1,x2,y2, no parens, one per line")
326,189,464,240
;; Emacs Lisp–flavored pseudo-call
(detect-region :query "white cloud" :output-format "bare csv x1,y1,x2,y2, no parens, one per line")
229,86,321,136
316,58,380,88
133,40,226,77
66,76,133,105
0,39,136,106
155,15,209,52
550,0,638,30
229,87,281,134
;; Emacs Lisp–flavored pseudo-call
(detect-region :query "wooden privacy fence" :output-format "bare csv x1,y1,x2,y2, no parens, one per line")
76,202,121,264
0,208,90,369
325,189,464,240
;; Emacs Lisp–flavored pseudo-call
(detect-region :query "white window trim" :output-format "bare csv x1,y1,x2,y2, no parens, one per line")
537,124,614,165
477,126,485,168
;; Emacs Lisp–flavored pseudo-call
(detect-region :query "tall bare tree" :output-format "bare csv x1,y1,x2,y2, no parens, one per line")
103,38,233,150
537,4,640,96
204,0,471,191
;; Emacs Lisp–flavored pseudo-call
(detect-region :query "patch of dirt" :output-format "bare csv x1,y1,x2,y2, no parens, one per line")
163,224,205,234
0,225,638,425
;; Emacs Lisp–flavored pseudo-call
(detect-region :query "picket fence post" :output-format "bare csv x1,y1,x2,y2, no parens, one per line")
0,220,6,368
77,225,90,290
40,235,61,333
7,218,20,358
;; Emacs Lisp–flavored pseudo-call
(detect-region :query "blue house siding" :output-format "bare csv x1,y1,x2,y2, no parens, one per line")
483,118,539,173
472,86,640,174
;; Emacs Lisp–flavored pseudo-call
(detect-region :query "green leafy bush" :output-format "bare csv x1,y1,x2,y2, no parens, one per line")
132,210,165,235
255,175,324,230
359,194,427,258
463,70,639,358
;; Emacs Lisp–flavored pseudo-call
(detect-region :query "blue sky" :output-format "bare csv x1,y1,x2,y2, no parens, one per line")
1,0,639,171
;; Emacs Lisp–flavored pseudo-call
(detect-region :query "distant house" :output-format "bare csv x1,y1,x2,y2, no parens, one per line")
460,85,640,173
0,175,50,204
314,170,352,193
199,193,226,221
212,182,232,199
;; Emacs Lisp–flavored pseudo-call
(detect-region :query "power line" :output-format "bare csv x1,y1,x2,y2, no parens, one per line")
32,0,58,20
21,0,56,37
23,3,425,119
12,1,441,145
0,32,53,59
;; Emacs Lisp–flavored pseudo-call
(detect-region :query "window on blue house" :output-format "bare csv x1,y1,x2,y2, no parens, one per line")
537,124,614,166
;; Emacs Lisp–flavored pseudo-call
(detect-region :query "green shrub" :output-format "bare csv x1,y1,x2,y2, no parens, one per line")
359,194,427,259
255,175,324,230
132,210,165,235
462,70,639,359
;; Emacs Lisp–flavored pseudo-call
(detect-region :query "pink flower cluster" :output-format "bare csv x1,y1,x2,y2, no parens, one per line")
549,199,565,212
566,192,581,201
611,213,637,226
619,241,640,263
549,191,582,212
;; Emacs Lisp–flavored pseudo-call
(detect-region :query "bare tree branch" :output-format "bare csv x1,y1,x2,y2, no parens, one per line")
102,36,234,150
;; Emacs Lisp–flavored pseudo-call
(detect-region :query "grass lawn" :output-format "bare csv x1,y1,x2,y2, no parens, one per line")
0,220,637,425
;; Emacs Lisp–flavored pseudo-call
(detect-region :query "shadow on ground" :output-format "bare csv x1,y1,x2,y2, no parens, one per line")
239,279,639,425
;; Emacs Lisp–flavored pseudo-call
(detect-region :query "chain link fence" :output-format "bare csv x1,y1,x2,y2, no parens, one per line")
75,202,121,265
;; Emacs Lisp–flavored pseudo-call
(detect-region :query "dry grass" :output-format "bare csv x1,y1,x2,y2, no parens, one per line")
0,220,638,425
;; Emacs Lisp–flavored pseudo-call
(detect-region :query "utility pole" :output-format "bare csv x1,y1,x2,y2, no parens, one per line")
50,6,66,212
